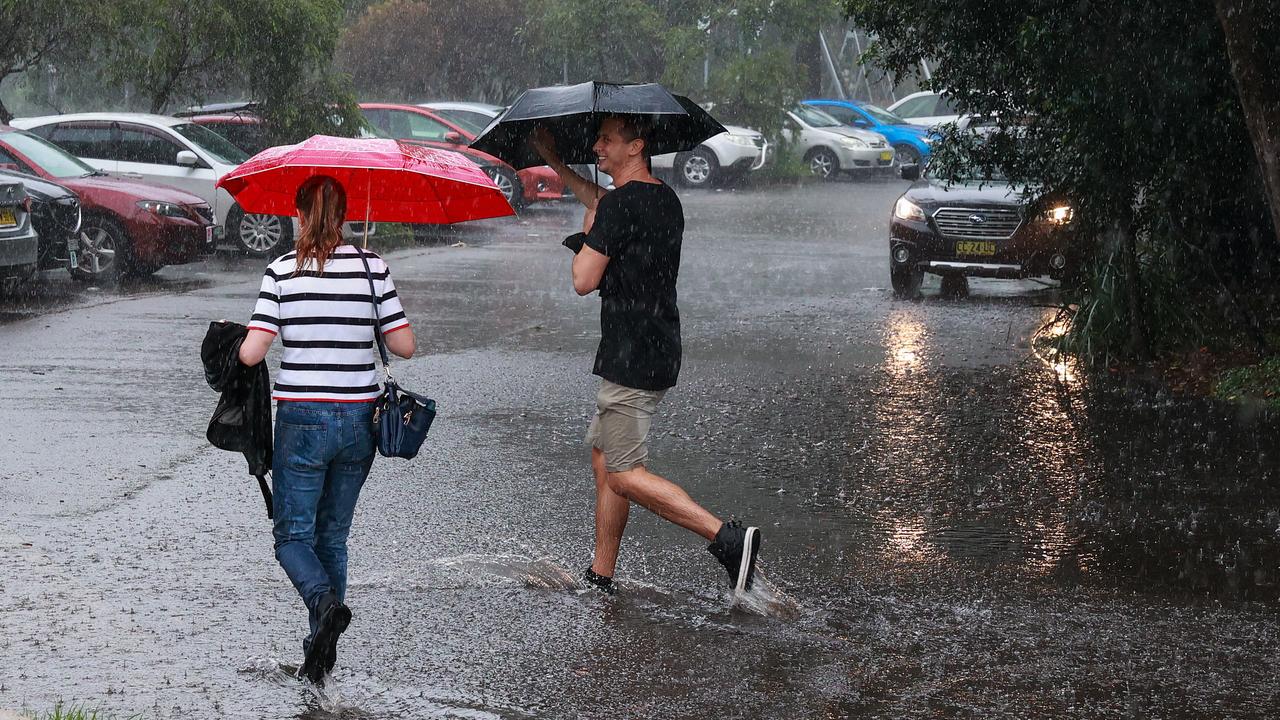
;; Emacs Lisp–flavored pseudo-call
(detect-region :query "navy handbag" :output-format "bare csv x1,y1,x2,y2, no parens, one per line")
357,249,436,459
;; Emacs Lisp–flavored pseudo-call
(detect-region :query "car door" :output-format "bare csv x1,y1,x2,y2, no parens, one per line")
44,122,120,175
116,123,217,206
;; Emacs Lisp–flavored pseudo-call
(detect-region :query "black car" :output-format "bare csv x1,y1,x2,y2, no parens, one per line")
888,162,1080,297
0,169,81,272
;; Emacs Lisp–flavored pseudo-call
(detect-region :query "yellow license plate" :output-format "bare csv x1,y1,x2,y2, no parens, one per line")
0,208,15,228
956,241,996,256
880,150,893,162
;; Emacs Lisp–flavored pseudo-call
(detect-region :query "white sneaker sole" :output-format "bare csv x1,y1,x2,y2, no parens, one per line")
735,526,759,594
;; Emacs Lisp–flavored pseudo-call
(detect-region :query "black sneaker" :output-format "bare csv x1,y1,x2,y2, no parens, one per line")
299,593,352,685
707,521,761,592
583,567,616,595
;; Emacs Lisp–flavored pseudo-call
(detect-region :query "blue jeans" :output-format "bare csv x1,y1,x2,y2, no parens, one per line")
272,401,375,651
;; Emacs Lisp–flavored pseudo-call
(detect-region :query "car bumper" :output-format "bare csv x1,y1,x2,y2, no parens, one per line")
837,145,896,169
517,166,566,202
890,216,1071,278
0,229,39,270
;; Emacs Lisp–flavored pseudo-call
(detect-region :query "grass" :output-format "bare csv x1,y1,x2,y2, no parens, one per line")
20,703,139,720
1214,356,1280,408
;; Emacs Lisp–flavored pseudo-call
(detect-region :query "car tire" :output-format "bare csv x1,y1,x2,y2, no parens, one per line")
71,214,132,283
890,262,923,299
805,148,840,180
485,167,524,210
893,143,921,166
676,148,719,188
940,274,970,298
229,205,294,258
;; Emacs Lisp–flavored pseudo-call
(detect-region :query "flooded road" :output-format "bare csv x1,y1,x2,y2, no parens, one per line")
1,178,1276,718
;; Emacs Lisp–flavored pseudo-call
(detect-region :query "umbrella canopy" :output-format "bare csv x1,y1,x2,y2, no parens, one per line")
470,81,728,170
216,135,514,224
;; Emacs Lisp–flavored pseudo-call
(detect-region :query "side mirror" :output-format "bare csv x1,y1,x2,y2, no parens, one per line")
443,131,463,144
176,150,199,167
900,163,920,181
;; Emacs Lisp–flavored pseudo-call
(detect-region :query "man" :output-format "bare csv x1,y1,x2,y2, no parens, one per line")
531,116,761,596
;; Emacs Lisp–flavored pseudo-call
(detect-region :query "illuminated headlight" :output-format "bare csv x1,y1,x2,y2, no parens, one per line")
728,135,756,147
839,136,868,149
894,196,926,222
1042,205,1073,224
137,200,189,218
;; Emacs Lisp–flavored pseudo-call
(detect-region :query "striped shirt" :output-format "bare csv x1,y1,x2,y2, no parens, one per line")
248,245,410,402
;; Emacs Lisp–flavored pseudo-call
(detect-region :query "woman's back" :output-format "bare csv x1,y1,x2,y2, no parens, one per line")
248,244,408,402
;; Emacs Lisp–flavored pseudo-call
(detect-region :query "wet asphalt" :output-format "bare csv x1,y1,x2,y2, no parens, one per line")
0,177,1277,719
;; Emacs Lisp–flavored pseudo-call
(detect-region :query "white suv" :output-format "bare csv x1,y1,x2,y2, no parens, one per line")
651,125,767,188
12,113,372,257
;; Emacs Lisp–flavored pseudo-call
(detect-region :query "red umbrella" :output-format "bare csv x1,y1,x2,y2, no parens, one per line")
215,135,514,225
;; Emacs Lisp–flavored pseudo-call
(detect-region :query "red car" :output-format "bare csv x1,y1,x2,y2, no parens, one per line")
0,124,215,280
358,103,565,209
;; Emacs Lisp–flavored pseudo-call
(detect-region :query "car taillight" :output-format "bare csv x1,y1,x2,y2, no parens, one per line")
21,196,32,213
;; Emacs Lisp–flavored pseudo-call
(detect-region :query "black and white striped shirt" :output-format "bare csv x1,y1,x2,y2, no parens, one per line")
248,246,410,402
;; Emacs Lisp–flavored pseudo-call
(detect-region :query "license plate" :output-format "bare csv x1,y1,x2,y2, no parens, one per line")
0,207,15,227
956,241,996,256
880,150,893,162
205,225,215,245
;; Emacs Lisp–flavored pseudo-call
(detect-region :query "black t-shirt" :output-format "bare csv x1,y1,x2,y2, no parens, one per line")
581,180,683,391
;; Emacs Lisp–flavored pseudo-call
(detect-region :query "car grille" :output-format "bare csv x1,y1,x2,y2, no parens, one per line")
869,139,887,148
932,207,1022,240
51,196,81,232
190,204,215,224
751,137,765,148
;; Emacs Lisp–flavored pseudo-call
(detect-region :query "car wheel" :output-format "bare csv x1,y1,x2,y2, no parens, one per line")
940,274,970,298
893,143,921,166
890,262,924,299
805,148,839,179
230,205,294,258
71,215,131,282
677,148,718,188
484,167,524,210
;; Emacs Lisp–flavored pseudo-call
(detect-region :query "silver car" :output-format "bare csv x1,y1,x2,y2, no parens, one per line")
781,105,894,179
0,179,39,280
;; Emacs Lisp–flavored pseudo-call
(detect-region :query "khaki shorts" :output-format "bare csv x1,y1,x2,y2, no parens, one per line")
585,379,667,473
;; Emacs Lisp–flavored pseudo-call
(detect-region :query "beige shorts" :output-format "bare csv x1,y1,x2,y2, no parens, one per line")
585,379,667,473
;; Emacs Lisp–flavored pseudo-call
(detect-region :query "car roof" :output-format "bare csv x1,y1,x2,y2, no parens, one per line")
188,114,262,124
419,102,504,115
176,101,259,116
11,112,189,129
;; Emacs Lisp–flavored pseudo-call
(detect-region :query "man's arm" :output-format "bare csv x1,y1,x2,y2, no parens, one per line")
571,244,610,295
530,127,607,209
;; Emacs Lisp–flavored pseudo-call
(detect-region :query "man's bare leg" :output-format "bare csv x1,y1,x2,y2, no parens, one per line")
606,466,721,541
591,447,630,578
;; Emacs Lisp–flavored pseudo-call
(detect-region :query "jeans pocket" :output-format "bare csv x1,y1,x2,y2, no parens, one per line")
278,421,328,471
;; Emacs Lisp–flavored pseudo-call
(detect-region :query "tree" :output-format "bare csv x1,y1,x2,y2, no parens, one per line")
0,0,99,122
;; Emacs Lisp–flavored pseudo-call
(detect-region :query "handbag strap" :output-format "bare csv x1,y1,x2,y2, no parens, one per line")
355,247,393,378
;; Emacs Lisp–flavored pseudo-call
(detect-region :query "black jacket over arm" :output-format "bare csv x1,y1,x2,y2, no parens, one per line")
201,320,273,518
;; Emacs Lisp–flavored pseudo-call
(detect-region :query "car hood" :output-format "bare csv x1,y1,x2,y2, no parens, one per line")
904,177,1045,209
818,125,885,144
721,124,762,138
60,174,207,204
0,169,75,201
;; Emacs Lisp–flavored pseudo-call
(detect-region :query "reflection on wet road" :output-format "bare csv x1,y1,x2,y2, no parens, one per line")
0,181,1276,718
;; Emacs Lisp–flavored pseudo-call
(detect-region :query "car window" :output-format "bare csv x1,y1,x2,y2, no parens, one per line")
895,95,936,118
816,105,860,125
435,109,491,136
49,123,119,160
936,94,959,116
0,131,95,178
118,124,187,165
361,108,390,134
0,144,34,174
791,105,842,128
863,104,907,125
202,122,270,154
171,122,250,165
387,110,453,141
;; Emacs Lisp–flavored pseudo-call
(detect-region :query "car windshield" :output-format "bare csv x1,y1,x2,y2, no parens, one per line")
862,104,909,126
170,122,250,165
925,159,1009,183
0,130,97,178
435,109,493,136
792,105,843,128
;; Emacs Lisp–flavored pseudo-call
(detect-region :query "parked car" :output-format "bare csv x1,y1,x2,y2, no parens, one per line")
802,99,934,166
887,91,964,129
362,103,564,208
781,105,894,179
651,124,768,188
888,160,1079,298
0,170,83,279
419,101,505,136
0,124,214,280
11,113,369,257
0,179,39,282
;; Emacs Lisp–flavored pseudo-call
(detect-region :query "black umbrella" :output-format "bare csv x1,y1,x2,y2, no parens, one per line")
470,81,728,170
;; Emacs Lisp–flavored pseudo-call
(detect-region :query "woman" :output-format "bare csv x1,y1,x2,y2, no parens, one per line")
238,175,416,684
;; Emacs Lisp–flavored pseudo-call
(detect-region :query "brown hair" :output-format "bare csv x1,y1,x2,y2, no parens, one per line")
606,114,653,159
293,175,347,274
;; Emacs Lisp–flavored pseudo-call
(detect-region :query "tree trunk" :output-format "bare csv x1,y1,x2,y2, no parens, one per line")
0,98,11,125
1118,219,1149,360
1215,0,1280,246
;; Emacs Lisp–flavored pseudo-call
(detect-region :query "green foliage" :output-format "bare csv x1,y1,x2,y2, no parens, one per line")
0,0,102,121
1215,356,1280,408
846,0,1277,364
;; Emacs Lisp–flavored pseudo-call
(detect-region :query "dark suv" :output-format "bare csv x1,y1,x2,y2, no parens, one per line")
888,162,1080,297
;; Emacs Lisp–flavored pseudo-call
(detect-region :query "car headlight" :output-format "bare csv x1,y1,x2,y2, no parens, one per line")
839,137,868,149
137,200,189,218
894,197,926,222
728,135,756,147
1042,205,1073,224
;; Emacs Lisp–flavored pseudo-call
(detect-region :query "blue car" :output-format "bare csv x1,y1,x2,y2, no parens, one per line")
802,99,934,166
